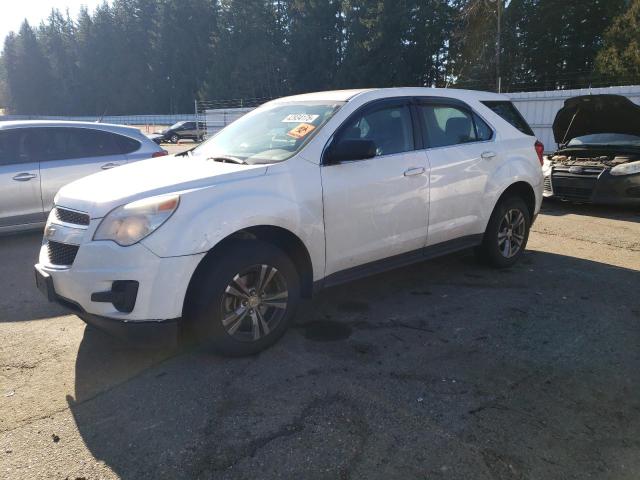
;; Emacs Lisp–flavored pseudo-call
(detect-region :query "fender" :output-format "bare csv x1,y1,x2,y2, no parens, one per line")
482,145,543,229
141,157,326,281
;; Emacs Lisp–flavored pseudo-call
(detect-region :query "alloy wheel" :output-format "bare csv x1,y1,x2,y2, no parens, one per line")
220,264,288,342
497,208,526,258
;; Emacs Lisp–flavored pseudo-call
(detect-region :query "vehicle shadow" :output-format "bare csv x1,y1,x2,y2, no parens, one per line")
0,231,68,322
541,197,640,222
68,250,640,479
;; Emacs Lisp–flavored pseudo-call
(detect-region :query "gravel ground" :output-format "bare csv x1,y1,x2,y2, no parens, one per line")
1,200,639,480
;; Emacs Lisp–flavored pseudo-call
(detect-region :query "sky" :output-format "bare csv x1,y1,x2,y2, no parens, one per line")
0,1,103,43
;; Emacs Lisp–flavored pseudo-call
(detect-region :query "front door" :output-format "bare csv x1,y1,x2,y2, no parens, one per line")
321,100,429,277
0,129,44,229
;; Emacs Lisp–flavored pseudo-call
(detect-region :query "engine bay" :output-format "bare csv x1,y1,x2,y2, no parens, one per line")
549,152,639,169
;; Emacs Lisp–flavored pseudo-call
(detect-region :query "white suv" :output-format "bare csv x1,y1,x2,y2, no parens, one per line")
35,88,543,356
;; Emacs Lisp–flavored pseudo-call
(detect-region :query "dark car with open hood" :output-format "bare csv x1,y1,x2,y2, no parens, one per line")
543,94,640,205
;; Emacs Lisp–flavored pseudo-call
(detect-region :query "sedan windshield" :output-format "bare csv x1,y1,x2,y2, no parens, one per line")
192,101,344,164
567,133,640,147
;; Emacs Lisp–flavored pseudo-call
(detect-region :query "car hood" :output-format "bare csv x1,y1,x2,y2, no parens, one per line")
55,155,268,218
553,94,640,145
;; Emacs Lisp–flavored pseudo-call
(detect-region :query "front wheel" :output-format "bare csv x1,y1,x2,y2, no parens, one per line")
476,196,531,268
186,241,300,356
170,134,179,143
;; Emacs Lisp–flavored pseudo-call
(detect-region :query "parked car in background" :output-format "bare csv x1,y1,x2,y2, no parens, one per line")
149,121,204,144
35,88,543,356
543,94,640,205
0,121,167,233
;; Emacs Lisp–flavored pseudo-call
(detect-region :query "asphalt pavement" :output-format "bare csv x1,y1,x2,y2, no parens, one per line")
1,201,639,479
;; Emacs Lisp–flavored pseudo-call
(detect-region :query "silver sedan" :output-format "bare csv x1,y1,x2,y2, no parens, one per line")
0,121,167,233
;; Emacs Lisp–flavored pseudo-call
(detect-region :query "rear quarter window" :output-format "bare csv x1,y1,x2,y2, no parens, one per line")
482,101,534,136
116,134,141,154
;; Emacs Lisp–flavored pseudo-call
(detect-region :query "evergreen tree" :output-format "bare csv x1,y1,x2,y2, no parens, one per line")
4,21,55,114
595,0,640,82
38,9,80,114
286,0,343,92
0,0,633,114
202,0,286,100
157,0,218,112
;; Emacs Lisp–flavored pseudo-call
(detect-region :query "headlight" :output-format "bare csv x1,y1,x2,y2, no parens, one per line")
94,194,179,246
611,160,640,176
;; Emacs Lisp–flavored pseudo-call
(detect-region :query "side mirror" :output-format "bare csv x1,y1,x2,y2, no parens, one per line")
325,139,377,164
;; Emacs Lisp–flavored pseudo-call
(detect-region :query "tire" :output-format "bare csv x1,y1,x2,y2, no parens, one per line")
170,134,179,144
476,196,531,268
186,240,300,356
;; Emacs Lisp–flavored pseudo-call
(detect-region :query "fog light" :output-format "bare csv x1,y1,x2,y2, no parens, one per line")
91,280,139,313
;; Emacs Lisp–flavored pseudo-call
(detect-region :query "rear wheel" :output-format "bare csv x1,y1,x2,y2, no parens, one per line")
187,241,300,356
476,196,531,268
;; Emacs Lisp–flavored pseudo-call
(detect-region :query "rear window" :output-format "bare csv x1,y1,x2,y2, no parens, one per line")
482,101,534,136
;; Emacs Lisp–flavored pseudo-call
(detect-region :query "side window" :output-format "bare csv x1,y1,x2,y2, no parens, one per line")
340,104,414,156
43,128,73,161
473,113,493,141
0,130,30,165
117,135,141,154
23,128,51,162
481,101,534,136
420,105,478,148
72,129,122,158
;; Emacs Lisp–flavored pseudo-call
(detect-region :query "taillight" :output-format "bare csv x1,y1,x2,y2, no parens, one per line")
152,150,168,158
534,140,544,166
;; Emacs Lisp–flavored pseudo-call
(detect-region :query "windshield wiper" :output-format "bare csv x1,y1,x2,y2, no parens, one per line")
176,146,196,157
207,156,248,165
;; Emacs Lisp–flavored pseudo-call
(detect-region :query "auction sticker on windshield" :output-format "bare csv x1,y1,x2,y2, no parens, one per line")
287,123,316,139
282,114,319,123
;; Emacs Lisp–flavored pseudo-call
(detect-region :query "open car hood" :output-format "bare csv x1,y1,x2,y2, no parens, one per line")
553,94,640,146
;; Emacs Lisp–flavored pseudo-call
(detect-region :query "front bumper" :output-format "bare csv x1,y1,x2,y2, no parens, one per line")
36,237,205,345
36,268,178,348
543,166,640,205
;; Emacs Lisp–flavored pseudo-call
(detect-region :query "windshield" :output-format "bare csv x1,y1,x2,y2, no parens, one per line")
567,133,640,147
192,101,344,164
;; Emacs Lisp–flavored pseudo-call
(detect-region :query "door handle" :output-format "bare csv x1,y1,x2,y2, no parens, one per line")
101,163,121,170
481,151,496,159
404,167,425,177
12,172,37,181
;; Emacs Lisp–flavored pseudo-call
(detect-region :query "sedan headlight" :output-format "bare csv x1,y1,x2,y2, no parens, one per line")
611,160,640,176
94,194,179,246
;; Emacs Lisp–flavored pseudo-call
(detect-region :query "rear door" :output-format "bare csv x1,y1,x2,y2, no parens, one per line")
182,122,197,137
39,127,128,212
0,129,44,228
416,99,497,246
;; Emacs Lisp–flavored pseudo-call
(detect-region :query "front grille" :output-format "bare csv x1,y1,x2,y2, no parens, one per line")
47,241,79,266
543,176,552,193
552,185,594,201
54,207,90,226
550,172,598,201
